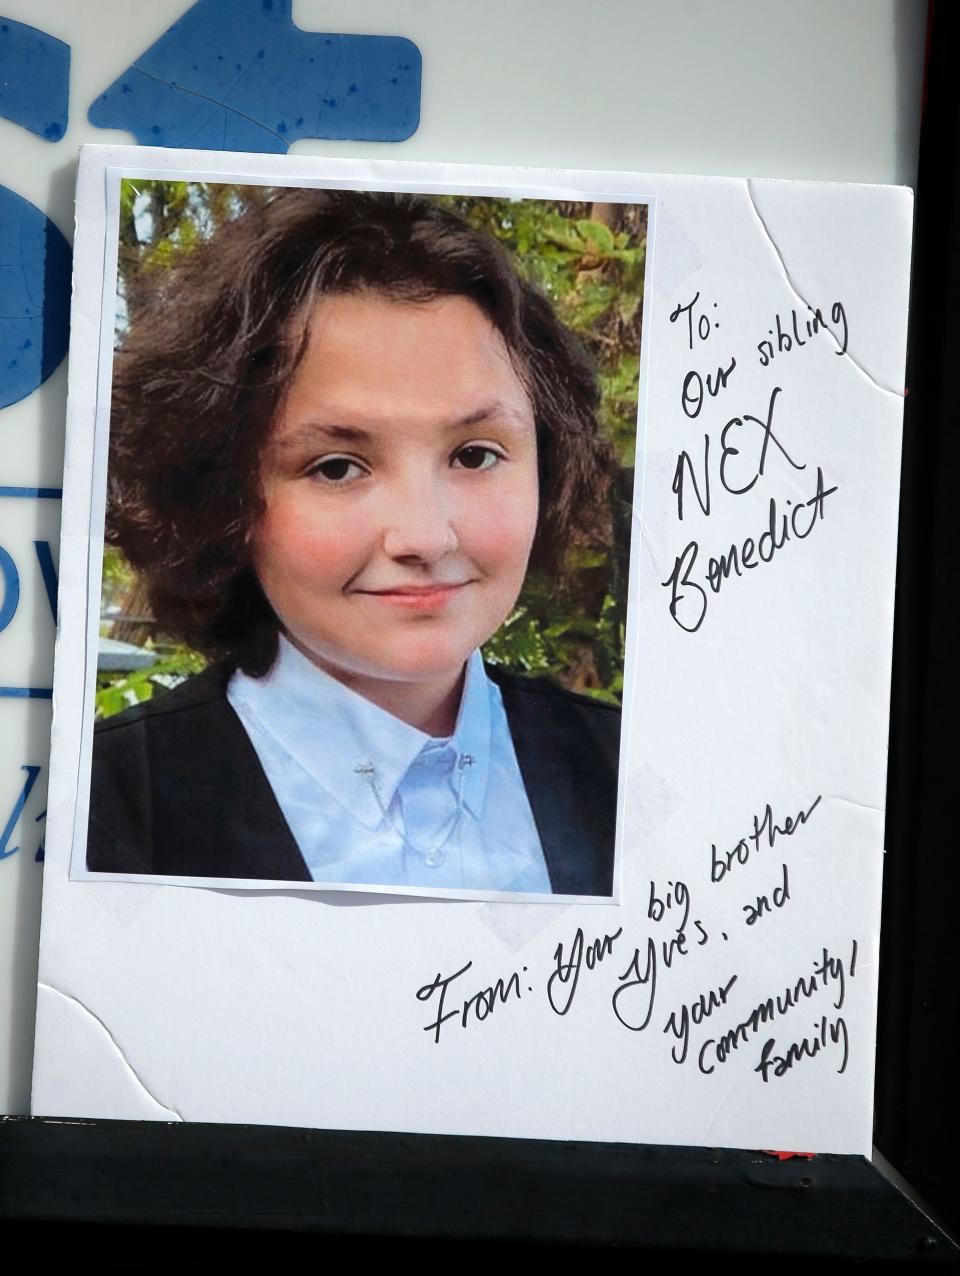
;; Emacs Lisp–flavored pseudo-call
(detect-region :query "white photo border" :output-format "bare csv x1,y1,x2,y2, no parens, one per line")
56,147,657,905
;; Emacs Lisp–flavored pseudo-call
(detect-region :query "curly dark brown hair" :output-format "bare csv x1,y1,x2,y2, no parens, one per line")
108,187,613,675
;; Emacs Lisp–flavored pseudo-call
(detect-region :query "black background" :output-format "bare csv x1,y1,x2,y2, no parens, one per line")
2,0,958,1263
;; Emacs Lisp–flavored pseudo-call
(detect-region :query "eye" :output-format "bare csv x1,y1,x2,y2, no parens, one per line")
453,445,503,471
307,455,368,484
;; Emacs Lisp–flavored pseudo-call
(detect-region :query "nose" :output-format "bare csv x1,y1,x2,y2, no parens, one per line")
381,477,459,564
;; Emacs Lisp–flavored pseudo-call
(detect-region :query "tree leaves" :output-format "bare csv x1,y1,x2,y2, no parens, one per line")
95,646,207,719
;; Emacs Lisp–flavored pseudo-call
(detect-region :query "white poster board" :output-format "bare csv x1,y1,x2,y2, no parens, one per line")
32,145,911,1154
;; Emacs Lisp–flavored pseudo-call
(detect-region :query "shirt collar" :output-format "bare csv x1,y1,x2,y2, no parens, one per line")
451,648,491,821
230,639,492,830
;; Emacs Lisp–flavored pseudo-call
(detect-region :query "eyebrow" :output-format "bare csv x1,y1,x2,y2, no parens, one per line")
273,401,530,452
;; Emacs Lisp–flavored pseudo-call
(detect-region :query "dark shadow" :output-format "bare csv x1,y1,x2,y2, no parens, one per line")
876,0,960,1234
893,0,927,188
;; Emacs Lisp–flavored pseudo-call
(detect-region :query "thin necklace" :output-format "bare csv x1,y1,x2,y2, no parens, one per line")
354,754,475,868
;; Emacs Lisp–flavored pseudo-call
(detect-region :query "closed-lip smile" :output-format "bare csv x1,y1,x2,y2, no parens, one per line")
353,582,471,609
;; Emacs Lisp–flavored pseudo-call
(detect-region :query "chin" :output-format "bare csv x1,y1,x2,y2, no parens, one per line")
356,643,477,686
375,629,482,676
376,655,472,686
298,638,469,687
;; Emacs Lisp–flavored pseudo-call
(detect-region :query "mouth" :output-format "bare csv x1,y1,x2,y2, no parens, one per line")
353,583,471,611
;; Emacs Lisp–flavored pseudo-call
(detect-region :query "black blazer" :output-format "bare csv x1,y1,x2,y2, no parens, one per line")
87,663,621,896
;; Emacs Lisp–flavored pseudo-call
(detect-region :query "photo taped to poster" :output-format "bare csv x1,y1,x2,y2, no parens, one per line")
76,169,649,902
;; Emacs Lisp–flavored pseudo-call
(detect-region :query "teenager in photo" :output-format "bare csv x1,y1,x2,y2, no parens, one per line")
88,188,630,895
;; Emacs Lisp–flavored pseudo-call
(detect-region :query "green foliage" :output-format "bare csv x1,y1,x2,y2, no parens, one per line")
438,195,645,701
435,200,646,461
117,180,266,336
105,184,647,716
95,646,207,720
599,353,642,466
483,592,624,705
101,545,134,591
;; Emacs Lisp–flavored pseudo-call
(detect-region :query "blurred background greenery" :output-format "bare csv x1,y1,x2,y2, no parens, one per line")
98,181,646,719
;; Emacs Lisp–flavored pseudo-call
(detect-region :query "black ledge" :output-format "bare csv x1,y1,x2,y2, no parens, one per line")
1,1117,956,1263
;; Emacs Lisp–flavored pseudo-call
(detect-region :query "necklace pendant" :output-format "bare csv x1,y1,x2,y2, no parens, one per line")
424,847,446,868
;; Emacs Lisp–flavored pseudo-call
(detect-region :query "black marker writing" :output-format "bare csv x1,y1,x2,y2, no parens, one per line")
648,878,709,961
663,974,739,1065
742,863,791,926
718,386,806,497
697,940,858,1074
755,1014,850,1082
611,937,657,1032
757,301,849,367
417,960,523,1044
682,355,737,419
712,794,822,883
547,926,623,1016
670,291,719,350
664,467,838,633
672,386,805,522
648,878,690,933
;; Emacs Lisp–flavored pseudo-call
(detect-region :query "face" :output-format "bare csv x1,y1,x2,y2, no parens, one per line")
252,292,539,707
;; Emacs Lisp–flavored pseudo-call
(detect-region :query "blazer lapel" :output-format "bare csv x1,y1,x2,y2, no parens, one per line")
493,670,618,898
208,694,313,883
156,665,312,883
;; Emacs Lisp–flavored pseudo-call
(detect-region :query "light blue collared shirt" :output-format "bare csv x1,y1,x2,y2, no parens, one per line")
226,638,551,893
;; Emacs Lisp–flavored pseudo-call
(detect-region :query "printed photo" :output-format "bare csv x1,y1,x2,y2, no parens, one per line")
83,178,648,900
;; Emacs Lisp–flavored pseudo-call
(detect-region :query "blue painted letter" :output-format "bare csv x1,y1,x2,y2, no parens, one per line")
88,0,420,152
0,545,19,632
33,540,58,623
0,764,41,860
0,186,71,408
0,17,69,141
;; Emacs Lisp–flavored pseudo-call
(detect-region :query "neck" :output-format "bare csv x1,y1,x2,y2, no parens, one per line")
287,637,466,736
357,670,466,737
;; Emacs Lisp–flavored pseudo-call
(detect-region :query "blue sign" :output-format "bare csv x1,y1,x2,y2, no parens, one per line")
0,185,71,408
88,0,421,152
0,17,69,141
